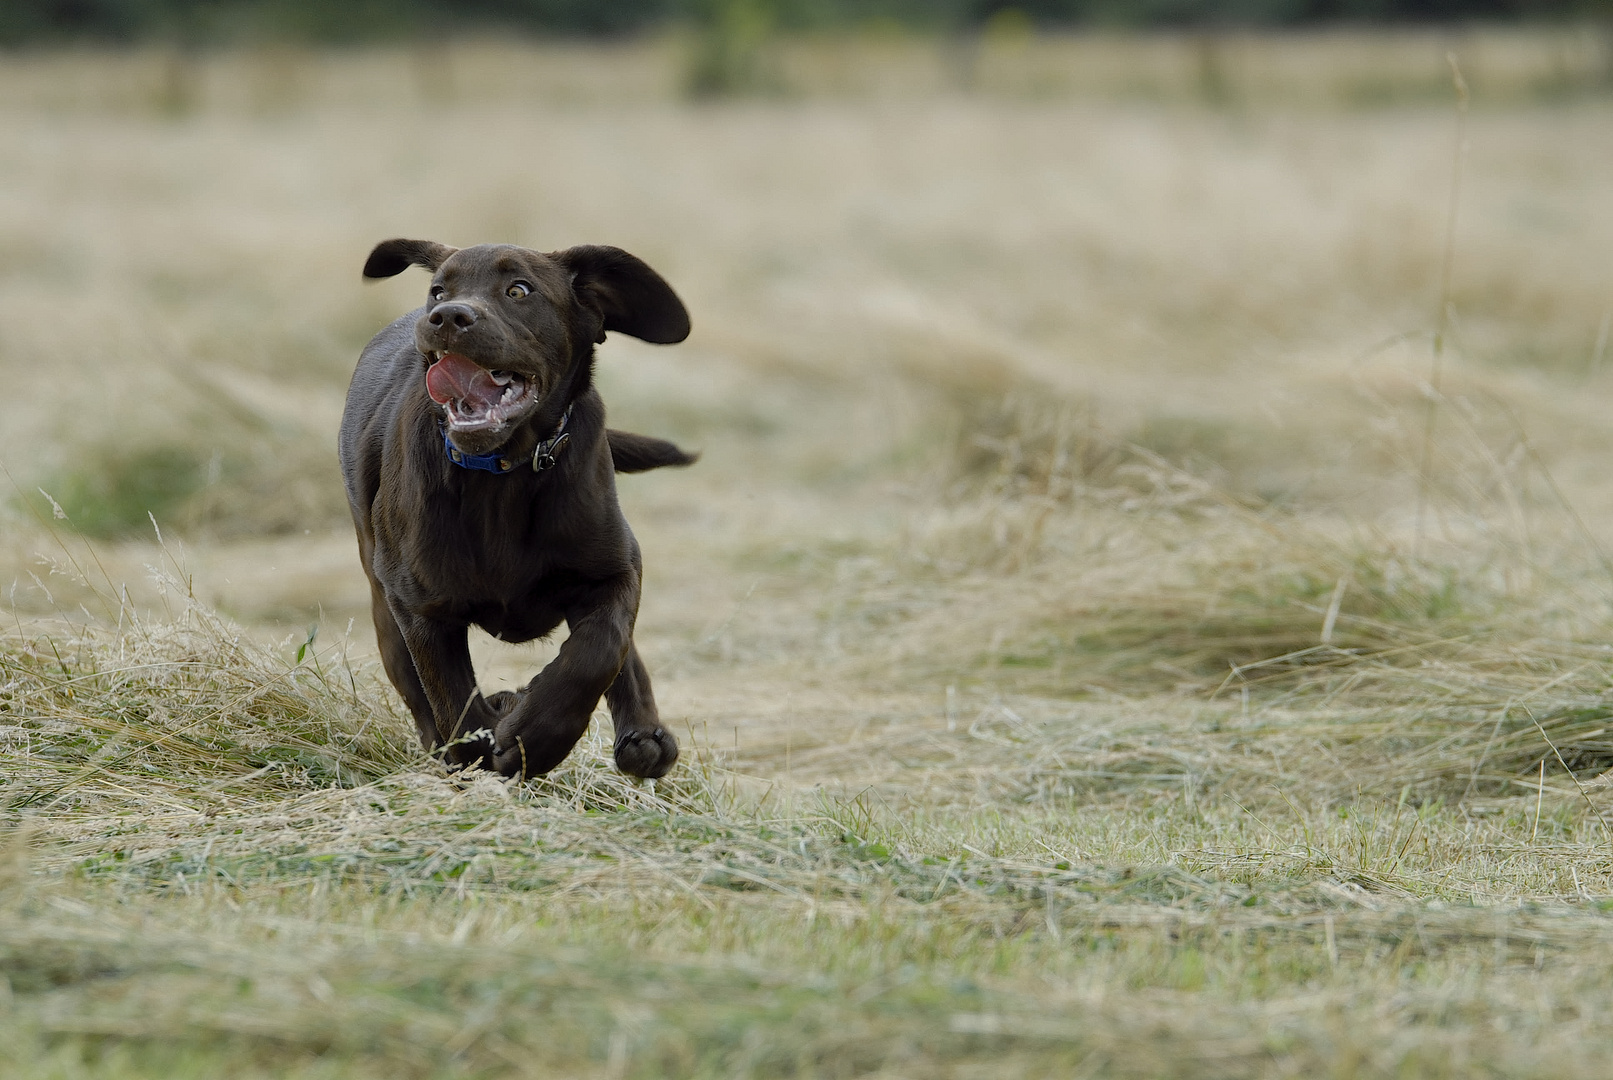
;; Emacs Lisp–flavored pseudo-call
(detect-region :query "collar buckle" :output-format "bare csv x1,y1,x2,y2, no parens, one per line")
533,431,570,471
531,409,572,472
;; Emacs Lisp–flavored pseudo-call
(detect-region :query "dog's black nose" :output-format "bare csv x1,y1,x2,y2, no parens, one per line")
428,302,478,331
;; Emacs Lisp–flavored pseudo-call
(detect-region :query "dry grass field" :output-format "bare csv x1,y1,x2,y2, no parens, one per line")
4,28,1613,1077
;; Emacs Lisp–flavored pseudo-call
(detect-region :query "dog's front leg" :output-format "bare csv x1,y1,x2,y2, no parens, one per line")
492,580,637,778
388,604,500,768
606,642,679,779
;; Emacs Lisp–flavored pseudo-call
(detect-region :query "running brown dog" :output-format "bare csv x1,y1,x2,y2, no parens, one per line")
340,239,694,778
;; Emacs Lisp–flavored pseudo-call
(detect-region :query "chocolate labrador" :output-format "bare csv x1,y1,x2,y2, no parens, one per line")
339,239,694,779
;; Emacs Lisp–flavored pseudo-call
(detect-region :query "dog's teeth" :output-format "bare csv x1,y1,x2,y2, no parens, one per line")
490,370,513,385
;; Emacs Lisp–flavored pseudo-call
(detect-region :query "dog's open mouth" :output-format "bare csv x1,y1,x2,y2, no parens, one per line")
424,352,535,431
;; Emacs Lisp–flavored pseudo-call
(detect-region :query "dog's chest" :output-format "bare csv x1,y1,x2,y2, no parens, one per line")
471,594,569,645
409,554,572,642
395,513,586,642
407,521,553,597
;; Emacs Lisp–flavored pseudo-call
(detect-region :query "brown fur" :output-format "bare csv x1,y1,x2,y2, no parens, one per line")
339,239,694,778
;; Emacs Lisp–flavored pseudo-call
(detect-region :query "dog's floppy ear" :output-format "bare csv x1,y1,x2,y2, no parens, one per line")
553,245,691,345
363,239,458,279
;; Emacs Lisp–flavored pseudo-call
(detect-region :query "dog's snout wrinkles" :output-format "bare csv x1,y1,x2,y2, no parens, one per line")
428,301,478,331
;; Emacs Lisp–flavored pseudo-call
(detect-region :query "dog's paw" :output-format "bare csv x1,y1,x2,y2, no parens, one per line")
483,689,521,716
614,727,679,779
442,733,497,771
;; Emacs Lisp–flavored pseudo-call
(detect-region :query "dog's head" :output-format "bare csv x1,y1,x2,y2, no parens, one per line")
363,239,689,455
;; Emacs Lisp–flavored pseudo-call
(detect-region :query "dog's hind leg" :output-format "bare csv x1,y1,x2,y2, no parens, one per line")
605,640,679,779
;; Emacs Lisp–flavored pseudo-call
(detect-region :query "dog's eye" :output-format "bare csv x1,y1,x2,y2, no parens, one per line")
506,282,531,299
430,285,446,301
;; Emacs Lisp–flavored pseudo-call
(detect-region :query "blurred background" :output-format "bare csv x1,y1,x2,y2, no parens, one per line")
1,0,1611,712
11,10,1613,1068
5,0,1613,43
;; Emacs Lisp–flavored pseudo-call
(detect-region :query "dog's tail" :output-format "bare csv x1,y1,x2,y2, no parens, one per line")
607,429,699,473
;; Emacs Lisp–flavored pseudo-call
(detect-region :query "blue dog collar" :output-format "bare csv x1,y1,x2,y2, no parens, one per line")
442,429,516,472
442,406,572,475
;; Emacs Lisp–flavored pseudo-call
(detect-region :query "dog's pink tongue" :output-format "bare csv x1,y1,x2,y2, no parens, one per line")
425,353,500,407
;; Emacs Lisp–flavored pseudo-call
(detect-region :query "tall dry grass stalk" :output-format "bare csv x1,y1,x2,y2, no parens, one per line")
1416,51,1471,558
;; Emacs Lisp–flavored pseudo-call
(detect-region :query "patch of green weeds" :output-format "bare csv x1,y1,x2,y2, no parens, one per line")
31,443,212,539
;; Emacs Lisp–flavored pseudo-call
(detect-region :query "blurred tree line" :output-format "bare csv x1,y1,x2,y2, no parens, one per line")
3,0,1611,45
